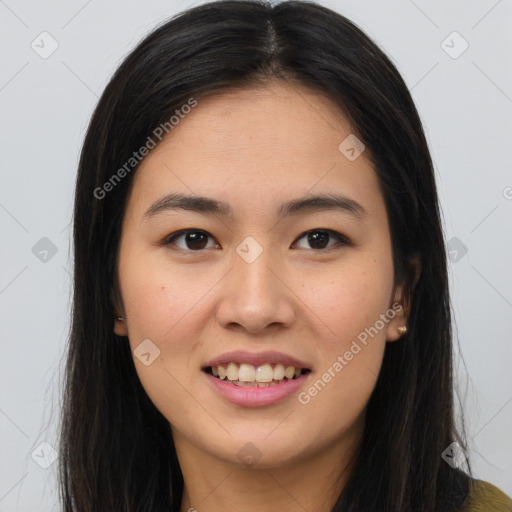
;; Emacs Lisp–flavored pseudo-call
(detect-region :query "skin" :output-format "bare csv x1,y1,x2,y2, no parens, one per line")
113,81,420,512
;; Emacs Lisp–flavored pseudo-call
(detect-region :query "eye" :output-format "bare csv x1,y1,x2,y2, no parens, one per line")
161,228,351,252
162,229,219,251
291,229,351,251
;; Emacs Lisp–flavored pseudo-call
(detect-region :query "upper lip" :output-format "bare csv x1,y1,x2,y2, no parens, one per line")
203,350,311,370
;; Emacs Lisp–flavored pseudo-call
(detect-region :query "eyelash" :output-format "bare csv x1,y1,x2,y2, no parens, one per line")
161,229,352,252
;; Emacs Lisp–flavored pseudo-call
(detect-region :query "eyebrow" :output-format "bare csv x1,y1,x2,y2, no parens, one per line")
143,192,367,220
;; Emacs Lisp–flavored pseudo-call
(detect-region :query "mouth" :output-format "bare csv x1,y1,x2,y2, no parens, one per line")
202,362,311,387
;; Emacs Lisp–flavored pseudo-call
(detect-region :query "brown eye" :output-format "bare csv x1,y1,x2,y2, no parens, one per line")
307,231,330,249
292,229,350,251
163,230,218,251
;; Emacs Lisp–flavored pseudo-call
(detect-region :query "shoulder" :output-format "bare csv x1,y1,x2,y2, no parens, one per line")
460,479,512,512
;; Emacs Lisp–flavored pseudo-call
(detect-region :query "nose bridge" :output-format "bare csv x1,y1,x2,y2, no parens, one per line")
236,243,276,298
215,238,295,332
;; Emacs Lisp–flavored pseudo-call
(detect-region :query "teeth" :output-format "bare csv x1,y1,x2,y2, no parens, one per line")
284,366,295,379
239,363,256,382
273,363,285,380
209,362,306,384
226,362,238,381
256,363,273,382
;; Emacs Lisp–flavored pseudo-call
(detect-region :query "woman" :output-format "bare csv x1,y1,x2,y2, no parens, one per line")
59,1,512,510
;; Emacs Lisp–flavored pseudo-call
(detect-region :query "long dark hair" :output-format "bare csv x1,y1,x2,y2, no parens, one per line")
60,1,472,510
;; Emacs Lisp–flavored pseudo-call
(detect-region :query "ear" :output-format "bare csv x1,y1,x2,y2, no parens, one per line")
385,252,421,342
113,317,128,337
110,286,128,337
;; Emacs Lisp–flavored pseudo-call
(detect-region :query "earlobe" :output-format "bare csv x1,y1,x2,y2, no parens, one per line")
110,285,128,336
384,282,408,342
114,316,128,336
385,300,408,342
386,252,421,342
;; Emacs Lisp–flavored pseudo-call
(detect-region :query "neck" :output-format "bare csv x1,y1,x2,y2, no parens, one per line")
175,416,363,512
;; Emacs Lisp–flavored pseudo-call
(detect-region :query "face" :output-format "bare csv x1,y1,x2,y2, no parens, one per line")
113,82,413,470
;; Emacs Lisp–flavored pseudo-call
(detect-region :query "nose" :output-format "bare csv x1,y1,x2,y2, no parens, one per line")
215,247,296,334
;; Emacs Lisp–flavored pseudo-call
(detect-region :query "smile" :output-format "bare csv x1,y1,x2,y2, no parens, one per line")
204,362,311,387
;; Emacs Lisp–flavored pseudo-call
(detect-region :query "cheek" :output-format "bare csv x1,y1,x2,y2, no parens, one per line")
296,272,389,429
294,257,392,412
119,247,211,343
118,255,208,423
298,256,393,342
297,345,383,443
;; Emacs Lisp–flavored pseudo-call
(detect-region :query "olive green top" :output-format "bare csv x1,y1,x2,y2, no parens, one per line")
462,480,512,511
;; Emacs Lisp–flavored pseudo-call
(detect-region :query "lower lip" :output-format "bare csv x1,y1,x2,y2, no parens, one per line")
203,371,309,407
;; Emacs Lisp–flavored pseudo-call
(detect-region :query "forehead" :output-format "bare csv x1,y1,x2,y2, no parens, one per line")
164,82,355,156
127,82,385,222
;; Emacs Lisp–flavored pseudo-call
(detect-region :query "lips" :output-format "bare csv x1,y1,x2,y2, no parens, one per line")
203,367,310,407
201,350,312,405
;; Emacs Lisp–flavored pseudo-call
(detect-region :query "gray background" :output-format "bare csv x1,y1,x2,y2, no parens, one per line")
1,0,511,510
